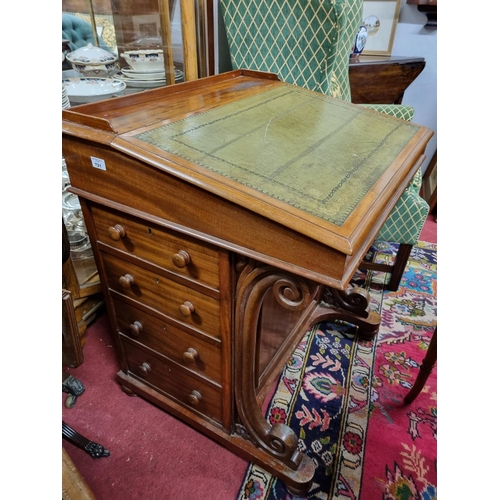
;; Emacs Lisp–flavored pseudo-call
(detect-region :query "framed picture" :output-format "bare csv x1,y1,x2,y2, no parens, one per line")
361,0,401,56
132,14,161,38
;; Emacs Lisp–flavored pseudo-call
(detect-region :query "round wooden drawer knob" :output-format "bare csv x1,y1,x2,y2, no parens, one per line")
183,348,199,363
108,224,126,241
119,273,135,288
188,390,202,406
172,250,191,268
138,362,151,377
129,321,143,336
179,301,195,317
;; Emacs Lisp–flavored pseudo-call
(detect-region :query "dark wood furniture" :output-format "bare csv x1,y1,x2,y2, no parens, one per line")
62,221,104,367
62,448,97,500
407,0,437,28
404,328,437,404
62,70,432,495
349,55,426,105
421,150,437,220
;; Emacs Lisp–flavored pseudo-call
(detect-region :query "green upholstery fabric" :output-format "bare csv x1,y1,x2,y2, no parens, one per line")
219,0,341,95
363,104,414,122
376,168,429,244
220,0,429,247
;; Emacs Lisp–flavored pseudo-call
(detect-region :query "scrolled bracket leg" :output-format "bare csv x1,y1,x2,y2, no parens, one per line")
234,260,316,493
313,286,380,339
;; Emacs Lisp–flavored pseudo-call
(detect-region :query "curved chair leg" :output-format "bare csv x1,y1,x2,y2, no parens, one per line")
62,421,110,458
404,328,437,404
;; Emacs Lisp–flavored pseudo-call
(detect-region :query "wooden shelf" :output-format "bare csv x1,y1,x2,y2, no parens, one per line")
349,55,425,105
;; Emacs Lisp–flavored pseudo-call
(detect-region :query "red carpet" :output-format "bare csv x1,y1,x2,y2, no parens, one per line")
419,214,437,245
62,312,248,499
62,217,436,499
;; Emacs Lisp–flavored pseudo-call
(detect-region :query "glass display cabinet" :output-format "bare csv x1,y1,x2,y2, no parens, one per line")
62,0,215,86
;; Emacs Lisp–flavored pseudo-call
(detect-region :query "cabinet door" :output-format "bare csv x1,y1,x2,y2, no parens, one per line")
62,289,84,368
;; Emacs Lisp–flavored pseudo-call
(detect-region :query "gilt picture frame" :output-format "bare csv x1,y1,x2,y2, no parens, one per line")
361,0,402,56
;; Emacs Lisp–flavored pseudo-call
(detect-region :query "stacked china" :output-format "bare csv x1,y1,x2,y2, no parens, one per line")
117,49,184,89
64,44,126,105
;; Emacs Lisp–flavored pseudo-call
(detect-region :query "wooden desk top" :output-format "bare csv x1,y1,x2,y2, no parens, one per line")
63,70,432,283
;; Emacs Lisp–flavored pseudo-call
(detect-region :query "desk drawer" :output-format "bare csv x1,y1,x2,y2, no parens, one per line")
91,204,220,289
102,252,221,337
122,337,222,423
114,298,222,384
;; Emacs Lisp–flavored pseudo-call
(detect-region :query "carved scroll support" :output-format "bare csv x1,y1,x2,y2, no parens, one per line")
234,260,316,494
312,286,380,339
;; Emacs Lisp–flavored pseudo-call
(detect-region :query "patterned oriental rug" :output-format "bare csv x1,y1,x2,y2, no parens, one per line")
236,241,437,500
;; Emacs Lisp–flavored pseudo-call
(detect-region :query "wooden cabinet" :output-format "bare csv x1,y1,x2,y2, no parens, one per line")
80,194,233,426
349,55,426,104
62,221,104,367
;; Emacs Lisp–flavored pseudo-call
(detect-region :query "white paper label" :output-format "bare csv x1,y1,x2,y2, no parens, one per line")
90,156,106,171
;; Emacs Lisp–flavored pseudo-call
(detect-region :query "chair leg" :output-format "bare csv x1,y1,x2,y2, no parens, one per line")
359,243,413,291
387,243,413,291
62,421,110,458
404,328,437,404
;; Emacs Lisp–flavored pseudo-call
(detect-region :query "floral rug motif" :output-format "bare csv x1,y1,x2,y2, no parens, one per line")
236,241,437,500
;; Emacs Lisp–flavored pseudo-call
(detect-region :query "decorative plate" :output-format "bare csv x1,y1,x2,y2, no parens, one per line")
120,69,166,81
121,66,165,75
62,78,126,103
114,77,166,88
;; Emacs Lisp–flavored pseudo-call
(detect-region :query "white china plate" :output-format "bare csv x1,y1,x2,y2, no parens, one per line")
121,67,183,80
62,78,126,103
119,71,166,81
115,70,183,88
121,66,165,75
117,77,167,88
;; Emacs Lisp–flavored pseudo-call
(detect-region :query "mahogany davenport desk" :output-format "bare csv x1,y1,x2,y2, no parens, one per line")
62,70,432,495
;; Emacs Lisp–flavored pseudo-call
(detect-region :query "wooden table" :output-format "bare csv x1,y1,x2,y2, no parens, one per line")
62,70,432,495
349,55,426,104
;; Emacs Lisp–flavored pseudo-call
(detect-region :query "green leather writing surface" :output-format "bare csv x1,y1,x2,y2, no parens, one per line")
136,86,418,226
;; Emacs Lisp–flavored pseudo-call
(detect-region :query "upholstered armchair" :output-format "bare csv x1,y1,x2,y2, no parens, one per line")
63,13,111,52
62,13,111,70
219,0,429,291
